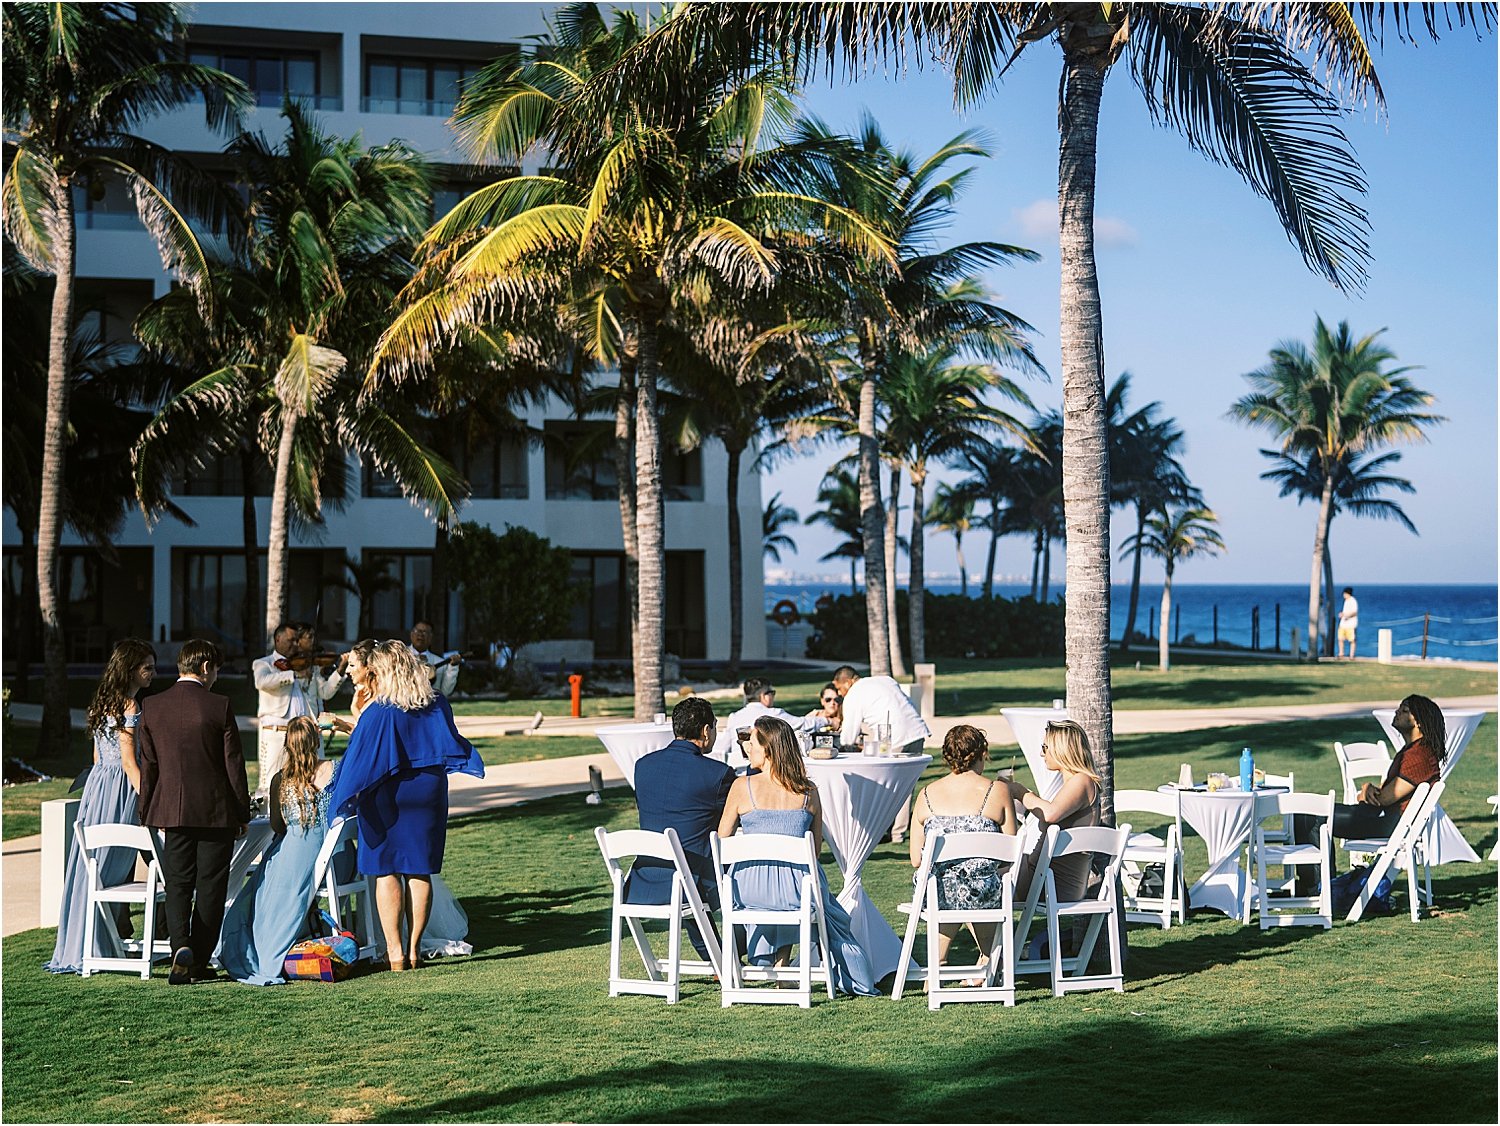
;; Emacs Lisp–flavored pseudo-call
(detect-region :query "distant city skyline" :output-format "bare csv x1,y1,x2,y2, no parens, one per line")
767,26,1498,587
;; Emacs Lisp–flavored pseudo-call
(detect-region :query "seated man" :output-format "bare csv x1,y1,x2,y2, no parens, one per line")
712,676,816,762
624,697,735,959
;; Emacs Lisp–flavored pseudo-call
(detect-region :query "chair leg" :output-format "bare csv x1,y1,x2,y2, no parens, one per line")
607,898,624,996
927,904,942,1011
1048,906,1064,998
892,894,923,1001
798,900,812,1008
1107,905,1124,993
666,896,683,1005
81,874,97,979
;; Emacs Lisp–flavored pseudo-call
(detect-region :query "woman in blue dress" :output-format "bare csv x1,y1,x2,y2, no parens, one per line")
46,639,156,974
328,639,483,971
219,717,340,985
716,716,878,996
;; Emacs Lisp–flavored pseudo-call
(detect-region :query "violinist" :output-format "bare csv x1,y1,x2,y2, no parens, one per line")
409,620,461,697
252,621,345,798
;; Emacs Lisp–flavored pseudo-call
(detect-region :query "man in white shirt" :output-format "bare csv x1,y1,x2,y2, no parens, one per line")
833,664,931,842
1337,588,1360,658
410,620,461,696
712,677,817,763
251,622,344,798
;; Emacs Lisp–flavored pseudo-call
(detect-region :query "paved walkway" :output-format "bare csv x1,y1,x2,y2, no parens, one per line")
6,693,1493,938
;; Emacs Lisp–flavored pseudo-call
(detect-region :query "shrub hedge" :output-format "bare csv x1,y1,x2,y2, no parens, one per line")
804,592,1065,661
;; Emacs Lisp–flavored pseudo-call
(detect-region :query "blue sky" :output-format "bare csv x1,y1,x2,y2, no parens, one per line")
768,26,1498,586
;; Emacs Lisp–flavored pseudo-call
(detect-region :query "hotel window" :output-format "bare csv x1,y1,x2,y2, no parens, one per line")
564,551,705,659
364,56,486,116
189,47,322,107
172,450,272,498
173,549,344,648
363,551,437,637
462,434,530,499
544,421,702,501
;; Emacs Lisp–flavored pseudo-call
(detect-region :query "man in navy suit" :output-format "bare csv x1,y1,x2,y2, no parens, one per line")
624,696,734,958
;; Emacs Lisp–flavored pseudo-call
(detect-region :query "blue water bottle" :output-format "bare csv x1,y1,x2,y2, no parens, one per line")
1239,747,1255,792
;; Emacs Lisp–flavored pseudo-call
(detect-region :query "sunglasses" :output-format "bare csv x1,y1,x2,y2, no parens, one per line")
821,694,839,704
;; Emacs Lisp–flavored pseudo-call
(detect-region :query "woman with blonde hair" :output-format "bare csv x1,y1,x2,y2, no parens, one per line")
329,639,483,970
1017,719,1102,902
717,716,878,996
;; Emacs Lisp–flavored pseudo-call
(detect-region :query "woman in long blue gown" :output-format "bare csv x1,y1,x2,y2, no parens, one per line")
716,717,878,996
219,718,341,985
46,640,157,974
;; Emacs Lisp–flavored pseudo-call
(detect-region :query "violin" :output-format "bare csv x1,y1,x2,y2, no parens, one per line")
276,651,342,672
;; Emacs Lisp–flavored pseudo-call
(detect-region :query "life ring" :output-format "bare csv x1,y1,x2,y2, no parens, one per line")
771,599,801,627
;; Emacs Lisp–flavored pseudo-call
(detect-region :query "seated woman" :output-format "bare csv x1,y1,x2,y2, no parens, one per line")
219,717,339,985
1334,694,1445,841
1016,720,1101,903
909,724,1017,976
805,682,843,734
717,717,878,996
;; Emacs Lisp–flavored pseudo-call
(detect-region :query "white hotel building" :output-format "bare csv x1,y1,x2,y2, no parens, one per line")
3,1,767,666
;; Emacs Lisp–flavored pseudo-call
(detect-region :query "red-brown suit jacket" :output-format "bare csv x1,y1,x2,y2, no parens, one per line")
137,678,252,830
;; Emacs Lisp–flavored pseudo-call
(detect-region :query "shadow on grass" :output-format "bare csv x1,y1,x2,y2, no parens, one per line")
460,887,609,961
396,1010,1498,1123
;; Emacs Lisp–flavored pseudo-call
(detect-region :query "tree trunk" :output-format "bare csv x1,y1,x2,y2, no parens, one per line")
884,465,906,678
612,358,639,656
725,441,743,679
14,524,38,696
955,533,968,597
265,410,299,647
432,519,450,643
1120,503,1147,653
1057,45,1115,823
858,365,891,676
849,557,857,595
1159,564,1173,672
1041,528,1053,602
1305,474,1336,660
632,314,665,720
240,444,261,658
1323,529,1337,657
983,501,1000,599
1030,529,1042,598
38,180,77,756
908,466,927,665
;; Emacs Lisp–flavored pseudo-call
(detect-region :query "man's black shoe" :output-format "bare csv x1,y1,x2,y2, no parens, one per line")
167,946,194,985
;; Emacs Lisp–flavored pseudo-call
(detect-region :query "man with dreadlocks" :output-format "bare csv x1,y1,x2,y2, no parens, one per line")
1333,694,1447,842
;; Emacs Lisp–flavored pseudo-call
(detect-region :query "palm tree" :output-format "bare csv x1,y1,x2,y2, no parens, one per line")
1000,412,1064,600
762,492,800,563
375,4,894,719
806,468,864,594
1261,446,1418,654
1121,506,1226,672
928,482,978,596
960,444,1021,599
1229,317,1441,659
2,1,248,752
599,0,1490,821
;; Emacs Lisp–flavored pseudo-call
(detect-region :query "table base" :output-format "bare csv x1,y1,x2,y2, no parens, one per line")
837,876,914,982
1188,858,1248,919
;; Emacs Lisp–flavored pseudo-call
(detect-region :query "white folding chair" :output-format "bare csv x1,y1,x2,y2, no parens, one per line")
313,816,379,960
711,830,835,1008
892,831,1023,1008
595,827,721,1004
1343,781,1444,923
1257,771,1296,846
1045,824,1131,997
1335,741,1391,804
1114,789,1185,929
1013,818,1057,979
1250,791,1333,929
77,822,170,979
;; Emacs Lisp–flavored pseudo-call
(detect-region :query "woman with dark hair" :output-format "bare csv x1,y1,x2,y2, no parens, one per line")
1333,694,1446,841
46,638,157,973
716,716,878,996
805,682,843,733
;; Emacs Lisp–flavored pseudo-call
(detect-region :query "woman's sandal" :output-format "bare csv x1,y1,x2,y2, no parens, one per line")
387,955,410,973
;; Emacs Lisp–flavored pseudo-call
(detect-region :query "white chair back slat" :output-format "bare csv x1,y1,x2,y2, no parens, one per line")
1250,790,1333,929
1115,790,1186,929
1043,824,1131,997
77,820,169,980
1346,781,1443,923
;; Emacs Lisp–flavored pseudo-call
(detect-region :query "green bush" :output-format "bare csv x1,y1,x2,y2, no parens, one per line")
804,592,1064,661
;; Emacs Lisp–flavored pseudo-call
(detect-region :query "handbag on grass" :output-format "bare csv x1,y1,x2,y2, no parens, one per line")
282,912,361,981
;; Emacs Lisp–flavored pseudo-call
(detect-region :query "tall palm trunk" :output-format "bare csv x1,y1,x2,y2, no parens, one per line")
983,500,1001,599
849,557,857,595
38,183,77,755
265,410,299,646
240,444,261,656
1029,529,1042,598
1323,534,1337,657
1058,42,1115,822
1158,562,1173,672
908,465,928,664
884,465,906,677
858,364,891,676
1305,475,1336,659
1120,503,1147,652
1040,528,1052,602
955,532,968,596
632,313,665,720
724,440,744,678
612,358,639,656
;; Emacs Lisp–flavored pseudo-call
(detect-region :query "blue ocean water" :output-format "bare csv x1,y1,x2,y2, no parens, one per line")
765,581,1499,662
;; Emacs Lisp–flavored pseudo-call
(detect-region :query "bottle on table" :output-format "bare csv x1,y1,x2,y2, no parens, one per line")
1239,747,1255,792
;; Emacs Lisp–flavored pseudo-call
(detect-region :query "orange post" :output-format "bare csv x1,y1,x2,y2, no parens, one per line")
569,673,584,718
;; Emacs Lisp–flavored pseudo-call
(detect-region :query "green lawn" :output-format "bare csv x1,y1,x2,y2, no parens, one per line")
468,735,605,767
2,717,1494,1122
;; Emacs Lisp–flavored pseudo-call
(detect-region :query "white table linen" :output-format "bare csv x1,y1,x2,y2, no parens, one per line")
1372,708,1486,864
1162,786,1288,918
596,722,675,789
999,707,1067,799
806,753,932,981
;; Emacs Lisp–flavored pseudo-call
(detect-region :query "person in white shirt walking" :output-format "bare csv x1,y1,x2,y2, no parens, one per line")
833,664,932,842
252,622,344,798
410,620,461,697
1337,588,1360,658
712,677,818,764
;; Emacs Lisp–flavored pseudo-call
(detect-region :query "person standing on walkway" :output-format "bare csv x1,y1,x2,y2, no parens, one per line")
253,621,345,797
137,639,251,984
832,664,932,843
1337,588,1360,658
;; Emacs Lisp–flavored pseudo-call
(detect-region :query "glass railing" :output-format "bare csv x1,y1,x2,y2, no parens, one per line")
360,96,457,117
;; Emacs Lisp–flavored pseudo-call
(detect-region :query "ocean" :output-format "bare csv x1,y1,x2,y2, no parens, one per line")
764,581,1499,663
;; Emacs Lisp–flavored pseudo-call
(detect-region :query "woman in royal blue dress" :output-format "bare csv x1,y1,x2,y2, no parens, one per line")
328,639,483,971
46,639,156,974
716,716,878,996
219,717,340,984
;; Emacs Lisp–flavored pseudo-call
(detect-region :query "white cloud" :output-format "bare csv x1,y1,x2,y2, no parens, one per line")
1011,198,1138,248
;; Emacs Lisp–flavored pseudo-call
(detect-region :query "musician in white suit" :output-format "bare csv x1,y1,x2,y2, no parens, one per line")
409,620,461,697
251,622,344,797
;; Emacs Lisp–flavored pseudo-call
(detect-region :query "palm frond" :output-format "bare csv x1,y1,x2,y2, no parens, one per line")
1,147,58,271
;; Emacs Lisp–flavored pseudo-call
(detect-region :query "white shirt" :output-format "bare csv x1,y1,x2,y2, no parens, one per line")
839,675,930,750
713,700,815,758
411,646,460,696
253,651,343,723
1340,595,1359,628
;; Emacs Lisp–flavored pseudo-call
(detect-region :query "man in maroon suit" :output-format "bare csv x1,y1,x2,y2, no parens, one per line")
137,639,252,984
